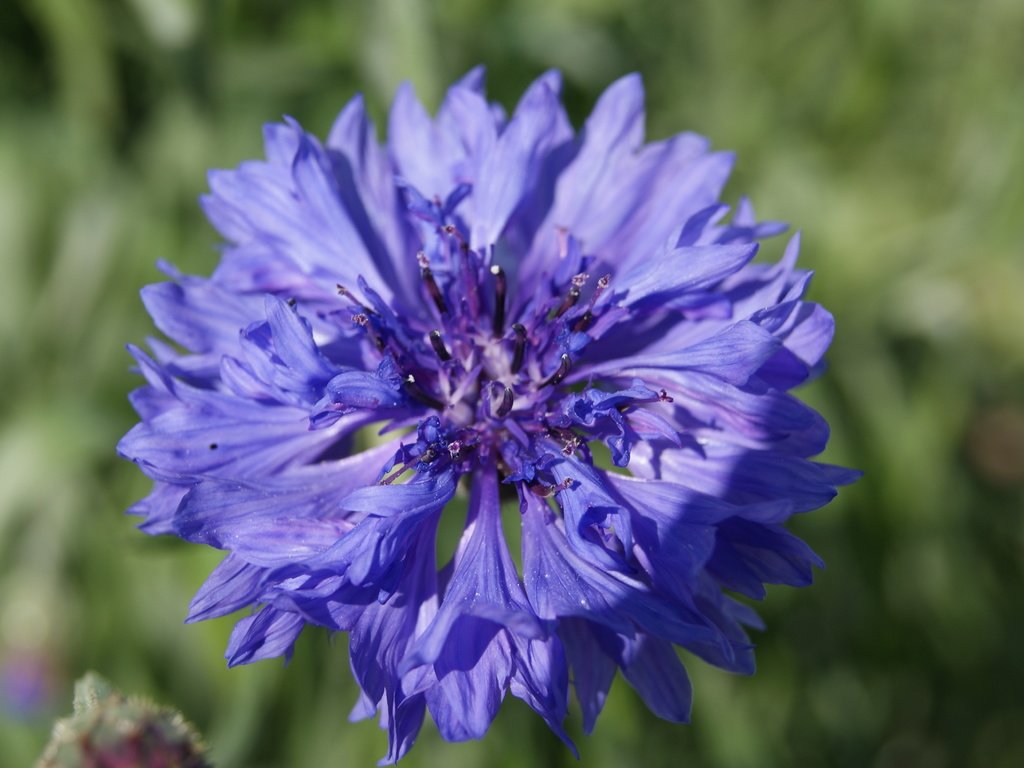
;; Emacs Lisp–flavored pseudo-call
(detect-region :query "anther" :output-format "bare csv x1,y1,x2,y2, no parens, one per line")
490,264,507,337
404,374,446,411
572,311,593,332
511,323,527,374
531,477,574,498
286,297,297,307
351,313,384,350
553,286,581,319
585,274,606,313
494,385,514,418
417,252,448,315
428,330,451,361
659,389,674,403
443,224,468,251
541,353,572,388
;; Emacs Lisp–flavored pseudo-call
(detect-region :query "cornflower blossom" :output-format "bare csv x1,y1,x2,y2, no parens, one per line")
119,68,857,761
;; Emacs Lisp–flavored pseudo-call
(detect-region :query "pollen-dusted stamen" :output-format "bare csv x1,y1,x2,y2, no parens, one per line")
442,223,469,251
530,476,574,498
551,272,590,319
511,323,527,374
493,385,514,418
404,374,446,411
428,330,451,361
337,283,374,314
352,312,384,350
417,252,448,315
541,353,572,388
490,264,507,337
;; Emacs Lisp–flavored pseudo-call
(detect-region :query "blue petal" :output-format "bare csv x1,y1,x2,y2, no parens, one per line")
127,481,188,535
619,633,692,723
508,634,576,755
631,440,858,513
557,618,617,734
535,73,645,238
520,490,744,670
618,243,758,306
175,441,397,566
140,267,263,379
400,468,547,742
118,357,370,484
237,296,338,402
351,558,436,705
470,72,571,248
388,82,464,199
708,518,824,600
311,469,457,587
423,633,512,742
312,357,407,425
401,468,544,674
186,553,268,623
587,320,782,387
225,606,305,666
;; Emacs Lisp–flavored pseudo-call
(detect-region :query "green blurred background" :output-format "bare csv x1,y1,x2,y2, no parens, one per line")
1,0,1022,766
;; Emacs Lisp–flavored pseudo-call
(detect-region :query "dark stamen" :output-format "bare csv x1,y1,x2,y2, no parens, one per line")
490,264,506,337
572,311,593,332
541,353,572,388
553,287,580,319
494,385,514,418
553,272,589,319
511,323,527,374
428,330,451,361
404,374,446,411
417,252,448,315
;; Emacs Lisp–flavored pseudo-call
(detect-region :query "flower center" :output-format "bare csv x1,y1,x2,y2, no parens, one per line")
337,222,613,475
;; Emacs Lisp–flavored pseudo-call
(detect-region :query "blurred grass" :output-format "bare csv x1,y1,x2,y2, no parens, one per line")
1,0,1022,766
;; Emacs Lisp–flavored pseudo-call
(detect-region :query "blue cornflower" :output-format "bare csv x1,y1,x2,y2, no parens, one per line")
119,69,857,761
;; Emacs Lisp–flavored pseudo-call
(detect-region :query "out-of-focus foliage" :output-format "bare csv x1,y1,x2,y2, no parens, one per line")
1,1,1021,766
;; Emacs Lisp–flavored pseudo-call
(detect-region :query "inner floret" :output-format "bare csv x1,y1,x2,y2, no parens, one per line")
333,221,636,480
